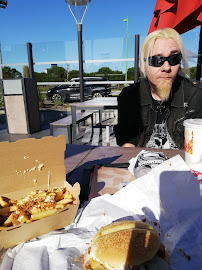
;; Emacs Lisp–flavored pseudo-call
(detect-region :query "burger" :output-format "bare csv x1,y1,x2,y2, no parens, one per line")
84,220,171,270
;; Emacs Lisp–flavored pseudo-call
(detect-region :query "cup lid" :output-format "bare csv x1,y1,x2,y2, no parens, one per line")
183,118,202,129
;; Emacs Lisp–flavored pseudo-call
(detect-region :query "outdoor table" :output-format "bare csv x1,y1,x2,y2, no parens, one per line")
64,143,94,175
65,144,184,203
70,97,118,144
77,146,185,167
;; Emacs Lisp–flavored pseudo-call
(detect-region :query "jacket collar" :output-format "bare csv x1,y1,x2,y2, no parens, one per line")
170,75,184,108
139,78,152,106
139,75,184,108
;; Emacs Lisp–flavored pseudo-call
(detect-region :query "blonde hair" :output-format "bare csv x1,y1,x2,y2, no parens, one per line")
140,28,189,77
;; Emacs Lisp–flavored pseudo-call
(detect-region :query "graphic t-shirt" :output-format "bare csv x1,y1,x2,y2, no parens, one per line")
145,99,178,149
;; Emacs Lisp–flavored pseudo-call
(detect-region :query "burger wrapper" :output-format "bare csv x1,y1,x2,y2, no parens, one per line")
1,154,202,270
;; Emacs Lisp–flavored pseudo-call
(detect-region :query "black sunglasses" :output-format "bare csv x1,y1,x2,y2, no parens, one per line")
145,53,182,67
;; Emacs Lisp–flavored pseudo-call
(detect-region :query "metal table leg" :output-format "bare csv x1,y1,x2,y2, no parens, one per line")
71,105,77,144
99,109,103,134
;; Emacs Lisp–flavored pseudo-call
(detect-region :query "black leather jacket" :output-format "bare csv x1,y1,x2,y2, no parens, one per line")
114,75,202,149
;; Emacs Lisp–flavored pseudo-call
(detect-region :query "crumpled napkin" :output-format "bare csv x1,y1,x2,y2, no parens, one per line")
128,150,168,178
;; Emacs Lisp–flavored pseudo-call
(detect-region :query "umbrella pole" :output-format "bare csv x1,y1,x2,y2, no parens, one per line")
196,25,202,81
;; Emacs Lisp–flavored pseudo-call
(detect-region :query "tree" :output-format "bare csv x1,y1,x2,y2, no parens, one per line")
189,67,197,79
23,65,29,78
46,66,67,82
34,72,49,82
127,67,134,80
108,70,124,81
68,70,79,80
2,66,22,79
96,67,113,77
127,67,141,81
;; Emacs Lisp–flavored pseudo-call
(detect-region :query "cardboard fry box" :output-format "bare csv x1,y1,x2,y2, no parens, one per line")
0,135,80,249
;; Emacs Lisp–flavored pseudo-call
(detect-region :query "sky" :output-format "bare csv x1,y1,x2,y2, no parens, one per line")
0,0,201,74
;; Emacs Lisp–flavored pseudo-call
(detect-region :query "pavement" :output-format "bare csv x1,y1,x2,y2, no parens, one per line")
0,107,69,143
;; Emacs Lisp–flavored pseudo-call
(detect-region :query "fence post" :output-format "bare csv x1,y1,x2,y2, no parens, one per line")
134,34,140,83
27,42,35,79
0,42,3,79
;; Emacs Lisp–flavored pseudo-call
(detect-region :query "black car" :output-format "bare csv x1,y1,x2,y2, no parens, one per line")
46,77,111,102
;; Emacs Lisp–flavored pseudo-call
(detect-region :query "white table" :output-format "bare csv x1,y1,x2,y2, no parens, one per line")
70,97,118,144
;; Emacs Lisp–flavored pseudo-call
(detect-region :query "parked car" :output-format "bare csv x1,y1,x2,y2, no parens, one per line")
46,77,111,102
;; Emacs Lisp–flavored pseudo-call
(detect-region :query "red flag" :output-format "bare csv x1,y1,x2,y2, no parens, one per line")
148,0,202,35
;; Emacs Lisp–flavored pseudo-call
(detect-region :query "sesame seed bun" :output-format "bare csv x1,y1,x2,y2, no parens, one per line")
86,220,168,269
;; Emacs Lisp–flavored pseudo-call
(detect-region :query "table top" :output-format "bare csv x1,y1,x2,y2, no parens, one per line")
65,145,184,180
64,145,185,203
64,144,94,174
79,146,185,166
71,97,118,109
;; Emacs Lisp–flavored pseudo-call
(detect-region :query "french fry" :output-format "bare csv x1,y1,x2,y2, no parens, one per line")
0,226,5,231
10,205,17,212
56,198,73,205
49,192,56,196
3,213,14,227
63,191,73,200
26,220,32,224
0,187,75,227
55,204,65,209
21,216,30,223
31,209,57,221
35,192,46,197
63,190,70,198
55,189,63,202
30,208,41,214
0,196,10,208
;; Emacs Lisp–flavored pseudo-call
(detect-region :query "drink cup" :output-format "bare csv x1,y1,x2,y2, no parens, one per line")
183,119,202,173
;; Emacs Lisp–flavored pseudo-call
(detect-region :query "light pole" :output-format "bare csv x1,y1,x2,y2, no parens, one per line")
65,0,91,102
123,16,128,87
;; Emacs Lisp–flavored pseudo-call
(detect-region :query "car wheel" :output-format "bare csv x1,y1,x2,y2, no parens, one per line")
92,92,103,98
51,93,62,102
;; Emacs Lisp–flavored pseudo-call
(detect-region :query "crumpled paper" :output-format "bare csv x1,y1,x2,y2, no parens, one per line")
1,155,202,270
128,150,168,178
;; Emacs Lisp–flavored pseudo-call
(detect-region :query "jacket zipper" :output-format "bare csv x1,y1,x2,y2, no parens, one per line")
172,110,195,132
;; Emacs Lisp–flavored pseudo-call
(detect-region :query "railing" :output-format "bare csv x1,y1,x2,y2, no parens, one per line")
0,31,200,84
37,80,135,86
